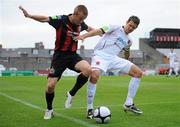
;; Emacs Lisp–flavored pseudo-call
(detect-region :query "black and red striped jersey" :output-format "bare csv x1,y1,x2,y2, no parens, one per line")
49,14,88,52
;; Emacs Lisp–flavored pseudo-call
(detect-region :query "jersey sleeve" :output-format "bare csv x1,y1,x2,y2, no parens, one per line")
100,24,118,34
80,22,88,31
48,15,63,29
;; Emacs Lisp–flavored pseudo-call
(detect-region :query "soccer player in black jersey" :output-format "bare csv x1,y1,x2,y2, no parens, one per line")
19,5,94,119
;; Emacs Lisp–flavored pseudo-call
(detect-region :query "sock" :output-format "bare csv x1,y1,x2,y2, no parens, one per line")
69,73,88,96
87,82,96,110
45,92,54,110
168,68,173,76
174,69,179,76
125,77,140,106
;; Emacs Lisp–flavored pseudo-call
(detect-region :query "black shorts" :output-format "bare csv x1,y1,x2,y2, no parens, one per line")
48,51,83,79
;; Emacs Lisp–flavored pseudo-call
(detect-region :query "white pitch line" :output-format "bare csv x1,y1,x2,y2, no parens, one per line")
0,92,98,127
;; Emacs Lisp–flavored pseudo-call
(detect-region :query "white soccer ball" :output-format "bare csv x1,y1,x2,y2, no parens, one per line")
93,106,111,124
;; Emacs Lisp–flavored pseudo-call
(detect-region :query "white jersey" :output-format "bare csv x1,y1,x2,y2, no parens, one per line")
168,52,176,68
91,24,134,73
94,25,132,56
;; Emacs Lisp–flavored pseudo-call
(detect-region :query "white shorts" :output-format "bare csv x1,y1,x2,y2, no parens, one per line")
91,52,133,74
174,62,179,71
169,61,175,68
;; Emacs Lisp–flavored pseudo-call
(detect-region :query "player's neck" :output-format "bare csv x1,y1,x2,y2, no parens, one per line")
69,15,74,24
122,26,129,35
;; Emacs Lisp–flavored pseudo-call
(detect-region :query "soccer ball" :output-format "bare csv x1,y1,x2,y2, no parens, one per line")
93,106,111,124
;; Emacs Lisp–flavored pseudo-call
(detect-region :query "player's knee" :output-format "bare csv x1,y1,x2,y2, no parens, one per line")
47,80,56,93
90,71,100,84
90,76,98,84
133,68,143,78
82,66,92,77
137,70,143,78
129,65,143,78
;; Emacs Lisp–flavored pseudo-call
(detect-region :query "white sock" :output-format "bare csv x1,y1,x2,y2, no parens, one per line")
125,77,140,106
168,68,173,76
174,70,179,75
87,82,96,110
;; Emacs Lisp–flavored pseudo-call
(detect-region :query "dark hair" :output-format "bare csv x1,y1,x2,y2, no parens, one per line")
128,16,140,26
74,5,88,16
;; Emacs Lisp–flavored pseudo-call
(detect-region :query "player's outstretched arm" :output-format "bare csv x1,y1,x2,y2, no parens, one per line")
77,28,103,42
86,26,95,32
19,6,49,23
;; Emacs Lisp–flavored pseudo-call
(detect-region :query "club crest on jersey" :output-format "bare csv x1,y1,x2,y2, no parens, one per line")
49,67,55,74
96,61,100,65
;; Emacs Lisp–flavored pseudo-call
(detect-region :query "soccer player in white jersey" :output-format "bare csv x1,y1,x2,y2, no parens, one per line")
67,15,143,118
167,49,179,77
174,57,179,77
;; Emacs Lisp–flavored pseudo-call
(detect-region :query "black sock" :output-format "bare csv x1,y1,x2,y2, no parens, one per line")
69,73,88,96
45,92,54,110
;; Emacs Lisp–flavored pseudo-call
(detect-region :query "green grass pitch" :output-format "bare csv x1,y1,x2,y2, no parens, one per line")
0,75,180,127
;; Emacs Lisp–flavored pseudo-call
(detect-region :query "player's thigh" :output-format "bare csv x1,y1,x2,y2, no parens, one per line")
109,57,133,74
91,55,109,72
75,60,92,76
48,52,67,80
68,53,91,76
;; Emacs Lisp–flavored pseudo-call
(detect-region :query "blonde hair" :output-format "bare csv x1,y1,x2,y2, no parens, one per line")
74,5,88,16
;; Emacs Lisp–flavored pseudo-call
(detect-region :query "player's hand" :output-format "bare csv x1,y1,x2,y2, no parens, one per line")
19,6,32,18
75,36,85,42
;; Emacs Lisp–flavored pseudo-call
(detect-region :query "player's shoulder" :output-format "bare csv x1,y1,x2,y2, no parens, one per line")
109,24,122,33
109,24,121,30
102,24,120,29
49,14,67,20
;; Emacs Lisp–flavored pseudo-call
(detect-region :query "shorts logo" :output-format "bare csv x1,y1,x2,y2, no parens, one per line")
96,61,100,65
49,67,55,74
